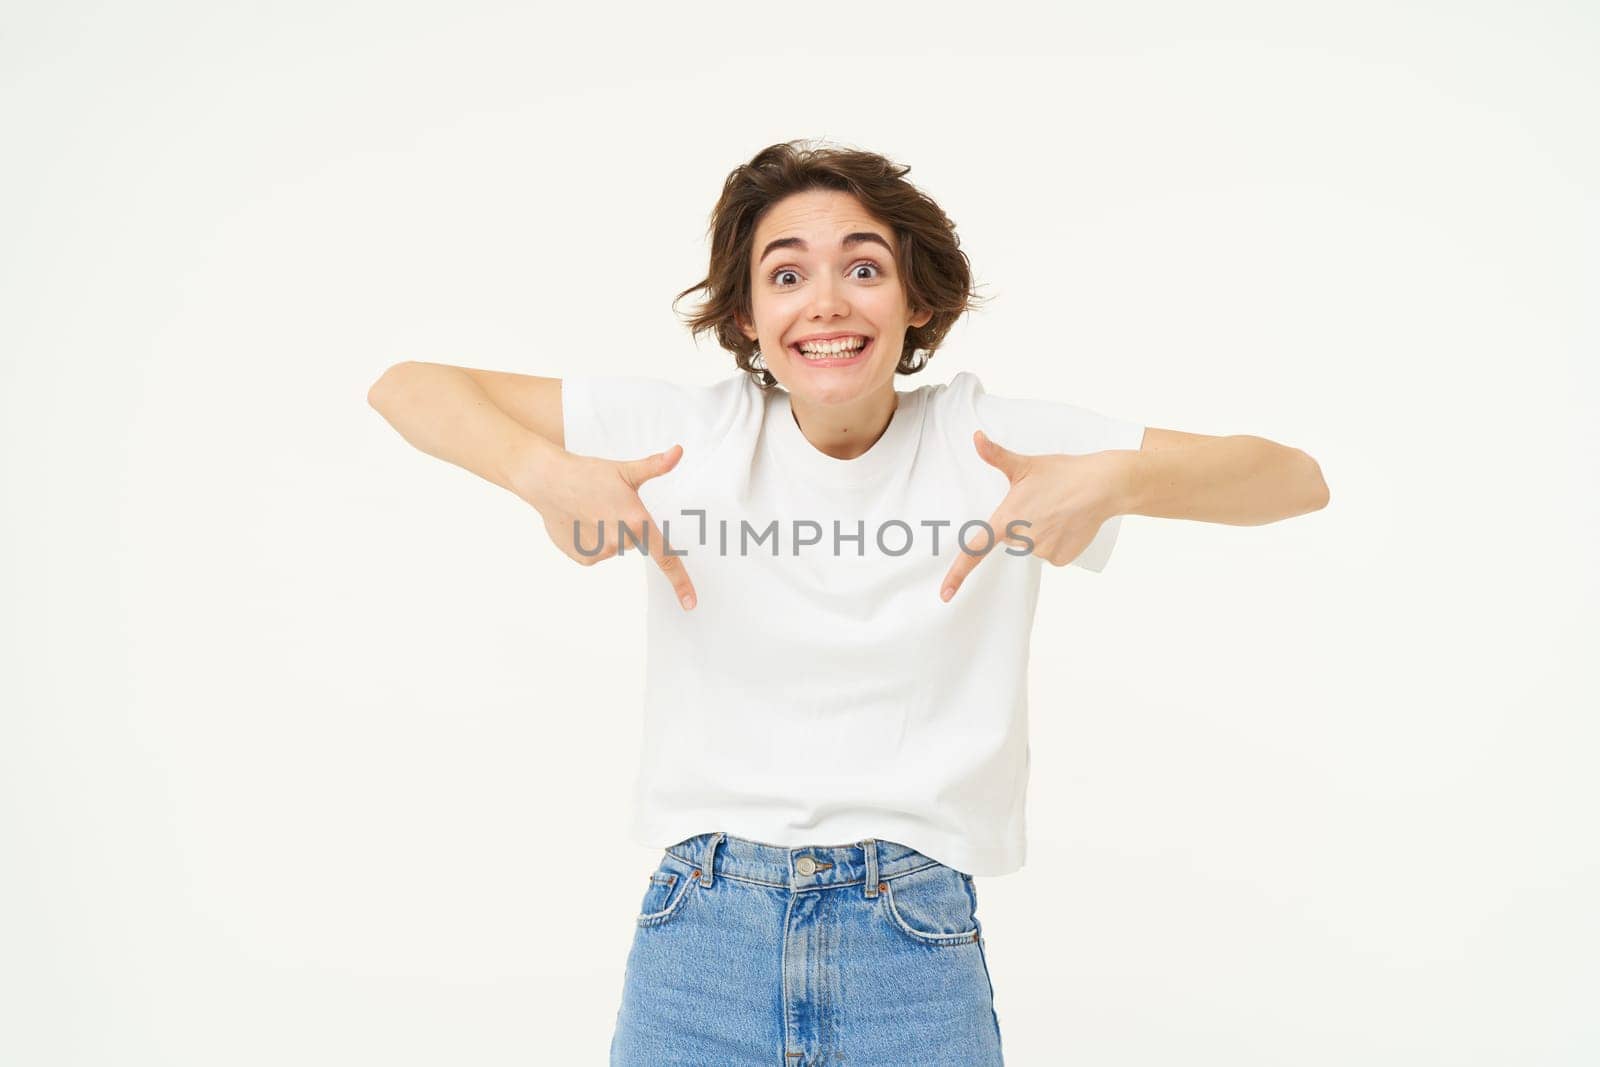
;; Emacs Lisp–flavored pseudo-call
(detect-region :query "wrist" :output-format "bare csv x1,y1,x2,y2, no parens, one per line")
1105,449,1146,518
500,428,567,506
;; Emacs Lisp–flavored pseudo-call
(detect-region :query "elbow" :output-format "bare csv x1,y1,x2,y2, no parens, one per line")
367,360,418,413
1302,451,1330,513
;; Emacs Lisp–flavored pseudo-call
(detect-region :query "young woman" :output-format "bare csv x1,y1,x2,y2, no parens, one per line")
367,140,1329,1066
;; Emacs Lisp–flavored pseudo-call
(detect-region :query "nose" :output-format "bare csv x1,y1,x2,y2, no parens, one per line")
805,273,850,320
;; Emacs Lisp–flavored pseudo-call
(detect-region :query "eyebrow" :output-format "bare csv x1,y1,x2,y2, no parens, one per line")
757,231,894,265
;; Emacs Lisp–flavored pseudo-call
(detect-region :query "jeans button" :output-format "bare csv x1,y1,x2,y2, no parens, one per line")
795,856,817,876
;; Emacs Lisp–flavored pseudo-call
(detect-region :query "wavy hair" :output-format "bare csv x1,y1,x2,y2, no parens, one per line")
673,140,988,390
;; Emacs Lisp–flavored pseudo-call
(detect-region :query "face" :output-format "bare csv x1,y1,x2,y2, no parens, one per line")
738,188,932,407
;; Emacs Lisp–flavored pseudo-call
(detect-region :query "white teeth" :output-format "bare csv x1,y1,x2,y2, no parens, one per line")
796,336,867,359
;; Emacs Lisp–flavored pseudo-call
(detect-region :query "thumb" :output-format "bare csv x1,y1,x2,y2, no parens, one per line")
619,443,683,488
973,430,1026,480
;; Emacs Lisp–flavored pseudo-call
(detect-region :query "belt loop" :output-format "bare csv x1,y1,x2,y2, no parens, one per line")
862,838,879,898
700,832,725,888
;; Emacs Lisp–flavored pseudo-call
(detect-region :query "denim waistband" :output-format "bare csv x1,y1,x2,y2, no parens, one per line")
663,831,957,897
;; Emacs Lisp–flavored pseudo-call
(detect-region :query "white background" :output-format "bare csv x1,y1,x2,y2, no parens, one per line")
3,2,1595,1063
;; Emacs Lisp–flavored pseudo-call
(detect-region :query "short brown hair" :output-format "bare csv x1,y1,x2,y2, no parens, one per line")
674,140,988,389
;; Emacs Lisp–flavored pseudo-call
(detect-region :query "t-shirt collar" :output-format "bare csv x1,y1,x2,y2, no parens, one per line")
767,385,925,487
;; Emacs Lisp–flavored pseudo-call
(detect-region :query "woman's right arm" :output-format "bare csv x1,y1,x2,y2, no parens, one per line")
365,361,699,608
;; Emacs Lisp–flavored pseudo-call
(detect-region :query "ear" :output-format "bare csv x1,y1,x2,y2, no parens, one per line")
909,307,933,329
735,312,758,343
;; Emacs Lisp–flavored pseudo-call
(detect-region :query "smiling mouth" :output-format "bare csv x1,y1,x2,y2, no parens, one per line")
790,336,872,363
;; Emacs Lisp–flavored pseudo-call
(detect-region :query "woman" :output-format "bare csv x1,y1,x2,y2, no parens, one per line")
367,140,1329,1065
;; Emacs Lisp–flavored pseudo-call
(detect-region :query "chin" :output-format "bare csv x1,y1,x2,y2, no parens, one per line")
782,362,894,406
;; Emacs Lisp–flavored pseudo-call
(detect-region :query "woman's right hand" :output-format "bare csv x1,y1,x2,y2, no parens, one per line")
516,443,698,611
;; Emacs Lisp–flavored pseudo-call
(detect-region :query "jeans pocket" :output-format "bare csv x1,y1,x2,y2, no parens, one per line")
878,863,982,946
635,852,699,928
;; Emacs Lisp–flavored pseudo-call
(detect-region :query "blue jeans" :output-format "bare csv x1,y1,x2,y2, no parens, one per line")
610,831,1006,1066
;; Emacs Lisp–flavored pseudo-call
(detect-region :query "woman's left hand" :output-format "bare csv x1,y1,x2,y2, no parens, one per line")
939,430,1129,602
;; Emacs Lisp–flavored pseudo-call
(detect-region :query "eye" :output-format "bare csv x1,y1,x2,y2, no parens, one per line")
852,260,884,280
769,260,885,288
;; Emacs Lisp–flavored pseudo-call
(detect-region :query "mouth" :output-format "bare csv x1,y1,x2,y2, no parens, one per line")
788,334,873,367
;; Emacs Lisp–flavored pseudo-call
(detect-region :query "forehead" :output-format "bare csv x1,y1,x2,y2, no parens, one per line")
753,188,892,250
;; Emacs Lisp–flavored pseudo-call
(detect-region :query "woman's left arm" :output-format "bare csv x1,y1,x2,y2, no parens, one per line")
938,427,1329,601
1113,428,1330,526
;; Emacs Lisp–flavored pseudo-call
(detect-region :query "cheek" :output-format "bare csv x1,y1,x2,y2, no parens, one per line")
861,287,907,318
748,289,785,323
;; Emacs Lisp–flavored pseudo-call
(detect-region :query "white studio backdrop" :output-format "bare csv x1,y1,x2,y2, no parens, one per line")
2,2,1595,1064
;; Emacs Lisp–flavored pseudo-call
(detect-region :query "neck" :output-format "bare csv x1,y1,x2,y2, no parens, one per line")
787,385,899,461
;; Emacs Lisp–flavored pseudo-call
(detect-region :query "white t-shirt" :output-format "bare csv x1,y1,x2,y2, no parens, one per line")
560,370,1144,877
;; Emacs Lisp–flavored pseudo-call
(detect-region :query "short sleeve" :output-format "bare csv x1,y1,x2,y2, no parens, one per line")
965,373,1146,573
561,374,745,462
